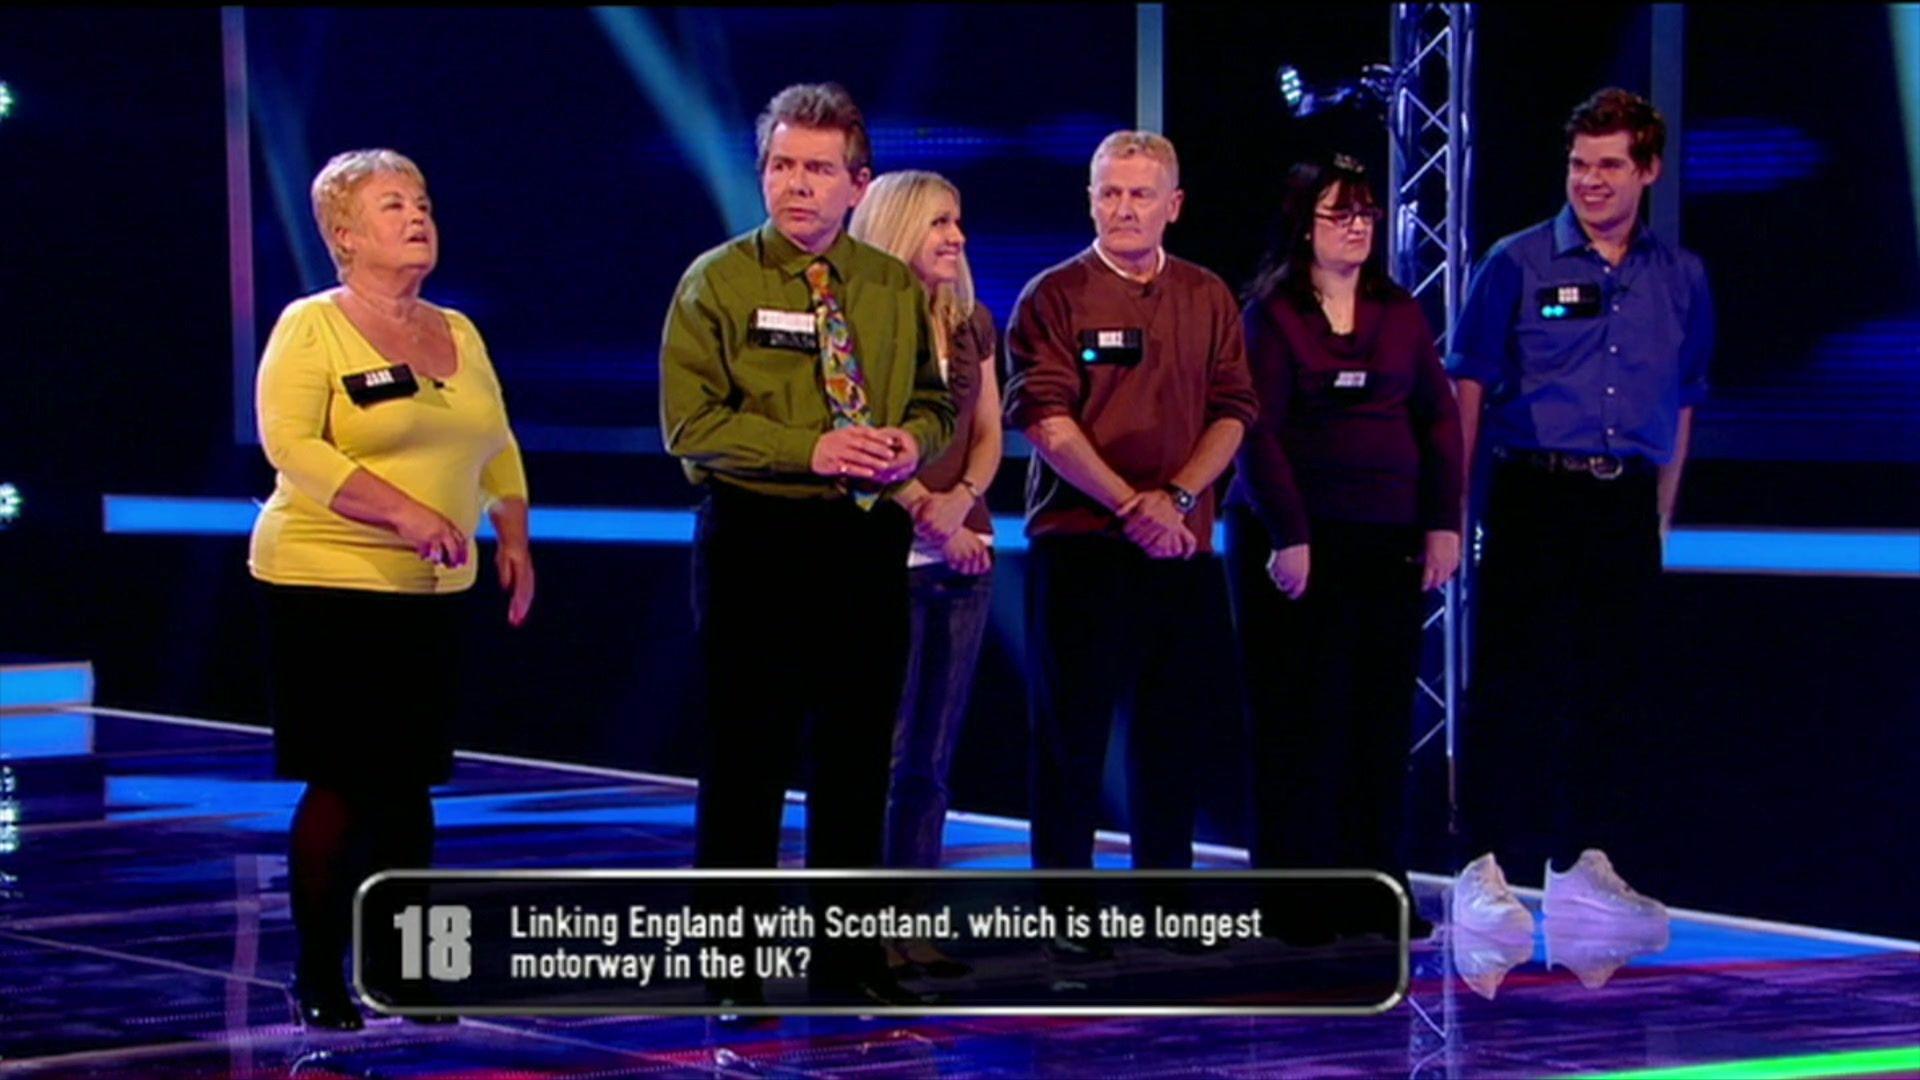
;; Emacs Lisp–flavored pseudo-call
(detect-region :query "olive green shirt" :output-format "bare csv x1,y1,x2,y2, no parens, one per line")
660,221,955,499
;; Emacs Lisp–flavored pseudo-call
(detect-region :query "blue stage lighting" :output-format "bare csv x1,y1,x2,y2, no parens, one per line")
1684,120,1824,194
97,495,1920,577
1894,6,1920,264
0,82,14,122
591,8,762,235
0,666,95,710
0,483,20,526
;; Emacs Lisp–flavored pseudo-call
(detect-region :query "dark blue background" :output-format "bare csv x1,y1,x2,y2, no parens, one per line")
1,6,1914,938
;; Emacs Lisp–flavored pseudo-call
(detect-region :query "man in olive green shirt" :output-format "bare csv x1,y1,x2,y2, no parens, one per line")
660,212,952,493
658,83,952,895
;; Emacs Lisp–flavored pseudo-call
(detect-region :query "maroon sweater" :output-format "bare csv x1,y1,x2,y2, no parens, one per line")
1005,248,1259,552
1225,290,1464,547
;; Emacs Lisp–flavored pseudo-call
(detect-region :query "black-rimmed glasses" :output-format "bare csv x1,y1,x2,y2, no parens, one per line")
1315,207,1384,229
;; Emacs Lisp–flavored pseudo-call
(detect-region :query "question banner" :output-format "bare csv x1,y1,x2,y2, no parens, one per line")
354,870,1407,1016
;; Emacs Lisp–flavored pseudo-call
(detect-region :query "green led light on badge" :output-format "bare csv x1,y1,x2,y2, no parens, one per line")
1081,348,1098,361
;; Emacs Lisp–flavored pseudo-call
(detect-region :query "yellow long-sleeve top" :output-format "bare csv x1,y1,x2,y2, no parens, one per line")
248,294,528,594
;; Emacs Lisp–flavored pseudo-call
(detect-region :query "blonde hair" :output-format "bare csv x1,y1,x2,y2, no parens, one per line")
310,149,427,282
848,171,976,342
1089,129,1180,188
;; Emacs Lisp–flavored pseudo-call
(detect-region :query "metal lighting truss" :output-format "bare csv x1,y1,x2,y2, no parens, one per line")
1389,2,1474,832
1389,5,1474,1067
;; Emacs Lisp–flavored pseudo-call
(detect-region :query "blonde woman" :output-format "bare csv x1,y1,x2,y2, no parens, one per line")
249,149,532,1028
849,172,1001,915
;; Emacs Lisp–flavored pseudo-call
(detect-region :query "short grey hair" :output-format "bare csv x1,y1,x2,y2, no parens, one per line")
310,148,427,281
1089,130,1180,188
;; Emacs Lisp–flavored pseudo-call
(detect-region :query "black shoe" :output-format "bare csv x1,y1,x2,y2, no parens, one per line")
712,1004,780,1031
813,968,939,1009
1043,934,1115,964
908,954,974,979
894,942,974,980
291,975,363,1031
706,973,776,1027
1274,920,1342,948
852,971,940,1008
1154,936,1230,957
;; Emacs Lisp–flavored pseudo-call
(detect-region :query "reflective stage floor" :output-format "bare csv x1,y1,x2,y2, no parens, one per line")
2,709,1915,1078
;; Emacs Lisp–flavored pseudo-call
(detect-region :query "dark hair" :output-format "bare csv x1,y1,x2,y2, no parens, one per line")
1246,155,1403,312
1565,87,1665,169
754,82,872,176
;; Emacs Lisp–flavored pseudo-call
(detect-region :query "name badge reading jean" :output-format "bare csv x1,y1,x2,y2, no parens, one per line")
342,364,421,405
753,308,820,351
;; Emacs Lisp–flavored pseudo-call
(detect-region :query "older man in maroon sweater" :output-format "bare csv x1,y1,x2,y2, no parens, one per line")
1005,131,1259,894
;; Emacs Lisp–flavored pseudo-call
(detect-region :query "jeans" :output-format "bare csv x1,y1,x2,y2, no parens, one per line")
885,562,995,868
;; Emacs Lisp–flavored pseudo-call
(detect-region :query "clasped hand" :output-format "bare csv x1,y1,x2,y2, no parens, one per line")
811,426,919,486
912,487,974,546
1116,490,1197,560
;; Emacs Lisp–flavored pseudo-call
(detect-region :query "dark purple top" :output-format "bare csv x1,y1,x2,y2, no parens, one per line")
1226,291,1464,548
916,303,998,535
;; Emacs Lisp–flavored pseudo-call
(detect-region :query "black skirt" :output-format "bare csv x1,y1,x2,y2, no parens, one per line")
255,581,465,787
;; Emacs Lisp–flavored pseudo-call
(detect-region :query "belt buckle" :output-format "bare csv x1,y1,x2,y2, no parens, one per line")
1588,454,1624,480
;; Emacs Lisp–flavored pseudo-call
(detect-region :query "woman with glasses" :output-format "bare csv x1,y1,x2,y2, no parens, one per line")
1223,155,1462,936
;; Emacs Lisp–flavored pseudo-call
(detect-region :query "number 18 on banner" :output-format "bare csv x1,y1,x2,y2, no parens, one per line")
392,904,474,982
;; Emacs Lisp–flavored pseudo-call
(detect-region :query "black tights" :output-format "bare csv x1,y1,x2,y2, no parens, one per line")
288,783,435,986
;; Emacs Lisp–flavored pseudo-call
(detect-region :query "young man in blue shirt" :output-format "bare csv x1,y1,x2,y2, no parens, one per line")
1448,88,1715,936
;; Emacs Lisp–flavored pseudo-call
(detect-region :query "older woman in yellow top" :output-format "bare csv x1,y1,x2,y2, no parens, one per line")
248,148,532,1029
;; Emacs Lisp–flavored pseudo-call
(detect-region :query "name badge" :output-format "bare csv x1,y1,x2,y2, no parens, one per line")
753,308,820,350
1334,371,1368,389
342,364,421,405
1077,328,1144,367
1536,283,1604,319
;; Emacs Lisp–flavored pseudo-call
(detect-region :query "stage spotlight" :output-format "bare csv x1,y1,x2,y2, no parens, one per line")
0,483,19,526
0,82,13,123
1276,63,1396,122
1276,66,1305,112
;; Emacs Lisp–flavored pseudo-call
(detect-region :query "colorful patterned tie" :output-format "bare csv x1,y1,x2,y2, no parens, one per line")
804,258,879,508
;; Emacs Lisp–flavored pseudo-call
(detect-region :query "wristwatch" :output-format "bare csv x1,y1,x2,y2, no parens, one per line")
1165,483,1197,515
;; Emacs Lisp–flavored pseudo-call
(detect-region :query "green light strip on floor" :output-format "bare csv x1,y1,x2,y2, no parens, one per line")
1586,1046,1920,1080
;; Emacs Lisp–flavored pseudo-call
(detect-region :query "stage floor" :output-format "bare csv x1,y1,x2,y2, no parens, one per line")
1,709,1915,1078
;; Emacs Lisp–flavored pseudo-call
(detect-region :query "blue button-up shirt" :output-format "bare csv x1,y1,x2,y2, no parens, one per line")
1448,206,1715,464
